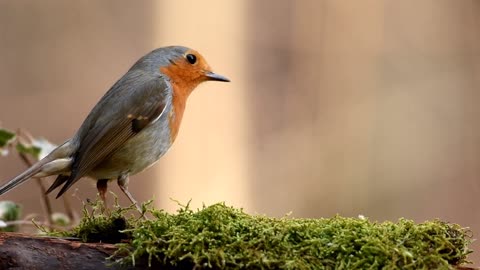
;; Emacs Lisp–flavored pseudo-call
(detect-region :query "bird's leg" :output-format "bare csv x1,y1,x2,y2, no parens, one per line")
96,179,109,212
117,174,142,214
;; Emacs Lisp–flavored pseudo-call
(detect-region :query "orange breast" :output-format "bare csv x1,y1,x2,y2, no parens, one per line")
168,83,187,143
160,64,201,144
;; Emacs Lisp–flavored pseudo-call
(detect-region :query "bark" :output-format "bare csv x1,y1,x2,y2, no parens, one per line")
0,232,143,270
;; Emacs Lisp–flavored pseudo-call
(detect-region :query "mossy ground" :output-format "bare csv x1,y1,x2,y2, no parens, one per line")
55,200,473,269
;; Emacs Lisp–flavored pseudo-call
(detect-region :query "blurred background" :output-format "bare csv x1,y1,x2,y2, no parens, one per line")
1,0,480,263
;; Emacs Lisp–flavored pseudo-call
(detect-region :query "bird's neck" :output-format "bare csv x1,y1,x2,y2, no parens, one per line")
160,65,202,143
168,83,190,143
160,64,202,97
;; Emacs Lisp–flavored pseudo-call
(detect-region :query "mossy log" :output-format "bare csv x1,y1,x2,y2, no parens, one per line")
0,232,476,270
0,202,476,269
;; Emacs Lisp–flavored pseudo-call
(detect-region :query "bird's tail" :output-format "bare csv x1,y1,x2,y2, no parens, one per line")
0,159,51,195
0,141,74,196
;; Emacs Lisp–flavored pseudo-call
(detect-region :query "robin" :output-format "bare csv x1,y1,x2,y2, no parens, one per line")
0,46,229,211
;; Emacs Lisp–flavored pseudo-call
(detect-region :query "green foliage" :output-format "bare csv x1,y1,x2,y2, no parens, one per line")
29,137,57,160
0,128,15,148
0,201,21,232
0,127,56,160
61,200,472,269
15,142,41,159
61,199,132,244
51,212,72,227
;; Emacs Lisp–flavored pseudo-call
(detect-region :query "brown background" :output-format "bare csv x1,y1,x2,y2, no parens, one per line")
0,0,479,264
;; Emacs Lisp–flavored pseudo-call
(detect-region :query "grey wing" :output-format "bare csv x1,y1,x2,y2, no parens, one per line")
50,71,170,198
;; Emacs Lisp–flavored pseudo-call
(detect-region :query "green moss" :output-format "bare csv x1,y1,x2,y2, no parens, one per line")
58,199,131,243
61,201,473,269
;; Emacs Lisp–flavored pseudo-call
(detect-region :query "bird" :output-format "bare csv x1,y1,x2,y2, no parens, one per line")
0,46,230,211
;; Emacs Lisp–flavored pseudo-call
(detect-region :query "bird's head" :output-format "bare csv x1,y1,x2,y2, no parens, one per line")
135,46,229,93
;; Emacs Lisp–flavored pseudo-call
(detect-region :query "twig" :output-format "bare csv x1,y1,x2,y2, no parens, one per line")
17,152,54,227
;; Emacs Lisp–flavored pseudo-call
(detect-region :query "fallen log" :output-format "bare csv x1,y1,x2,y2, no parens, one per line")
0,202,477,270
0,232,477,270
0,233,140,270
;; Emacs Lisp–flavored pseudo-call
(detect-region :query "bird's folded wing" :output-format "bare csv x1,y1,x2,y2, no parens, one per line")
54,74,169,197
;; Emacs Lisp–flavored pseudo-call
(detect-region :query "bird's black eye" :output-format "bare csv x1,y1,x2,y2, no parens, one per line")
186,54,197,64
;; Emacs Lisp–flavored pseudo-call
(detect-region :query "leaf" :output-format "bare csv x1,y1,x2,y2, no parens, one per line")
15,138,57,161
16,142,42,160
51,212,71,227
0,126,57,160
32,138,57,160
0,128,16,148
0,200,21,232
0,148,9,157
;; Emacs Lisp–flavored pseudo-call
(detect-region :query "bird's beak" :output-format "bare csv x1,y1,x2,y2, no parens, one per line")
205,71,230,82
